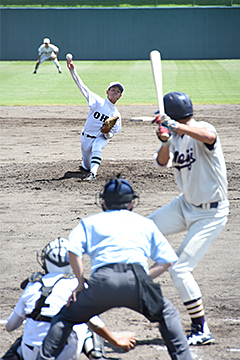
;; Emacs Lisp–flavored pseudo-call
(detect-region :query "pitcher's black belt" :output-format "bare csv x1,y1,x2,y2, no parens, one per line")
25,343,34,350
194,202,218,209
82,132,96,139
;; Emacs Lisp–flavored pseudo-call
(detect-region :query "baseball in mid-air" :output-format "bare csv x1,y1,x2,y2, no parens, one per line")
66,53,73,60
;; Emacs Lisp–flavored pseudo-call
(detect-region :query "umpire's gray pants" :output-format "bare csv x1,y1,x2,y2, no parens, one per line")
37,264,191,360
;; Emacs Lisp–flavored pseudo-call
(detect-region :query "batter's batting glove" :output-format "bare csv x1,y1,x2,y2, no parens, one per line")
153,114,179,131
156,124,172,147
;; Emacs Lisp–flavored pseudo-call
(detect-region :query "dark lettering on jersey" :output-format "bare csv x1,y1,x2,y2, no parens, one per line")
173,148,196,171
93,112,109,122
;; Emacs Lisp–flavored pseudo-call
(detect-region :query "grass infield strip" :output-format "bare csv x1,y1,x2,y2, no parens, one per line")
0,60,239,106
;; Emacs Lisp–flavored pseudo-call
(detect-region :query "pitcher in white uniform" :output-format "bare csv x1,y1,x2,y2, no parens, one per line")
67,57,123,180
149,92,229,345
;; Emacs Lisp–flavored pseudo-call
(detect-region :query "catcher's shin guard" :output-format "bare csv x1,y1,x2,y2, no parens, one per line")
35,345,55,360
83,330,105,359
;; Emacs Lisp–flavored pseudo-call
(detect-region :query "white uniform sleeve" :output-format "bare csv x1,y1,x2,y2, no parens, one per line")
69,68,92,102
88,315,105,329
103,131,114,139
50,44,59,53
6,310,24,332
153,148,173,169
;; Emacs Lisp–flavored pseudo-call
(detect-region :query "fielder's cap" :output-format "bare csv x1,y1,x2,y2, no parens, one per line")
43,38,50,44
108,82,124,93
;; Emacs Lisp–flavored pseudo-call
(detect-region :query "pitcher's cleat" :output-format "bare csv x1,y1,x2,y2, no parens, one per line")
84,172,96,181
187,324,214,345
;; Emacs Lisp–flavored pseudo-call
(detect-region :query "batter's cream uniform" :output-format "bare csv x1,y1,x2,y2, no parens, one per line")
38,43,61,71
149,119,229,303
6,273,105,360
69,68,121,173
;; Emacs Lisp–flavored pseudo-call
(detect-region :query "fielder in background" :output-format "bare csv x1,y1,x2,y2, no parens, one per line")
33,38,62,74
149,92,229,345
4,237,135,360
66,56,123,180
36,177,192,360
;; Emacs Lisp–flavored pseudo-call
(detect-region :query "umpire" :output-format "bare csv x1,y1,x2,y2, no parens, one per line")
37,177,192,360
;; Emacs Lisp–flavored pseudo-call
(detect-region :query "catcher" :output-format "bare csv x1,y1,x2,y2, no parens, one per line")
67,56,123,180
33,38,62,74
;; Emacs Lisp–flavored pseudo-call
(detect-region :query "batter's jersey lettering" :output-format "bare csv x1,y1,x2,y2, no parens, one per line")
174,148,196,170
165,119,228,205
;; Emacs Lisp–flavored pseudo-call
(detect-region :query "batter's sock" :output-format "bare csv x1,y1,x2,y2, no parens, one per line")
184,297,209,333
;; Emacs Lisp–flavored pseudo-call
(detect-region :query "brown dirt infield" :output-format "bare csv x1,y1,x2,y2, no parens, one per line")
0,104,240,360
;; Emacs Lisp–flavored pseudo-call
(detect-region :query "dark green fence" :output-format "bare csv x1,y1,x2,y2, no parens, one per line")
1,7,240,60
1,0,240,7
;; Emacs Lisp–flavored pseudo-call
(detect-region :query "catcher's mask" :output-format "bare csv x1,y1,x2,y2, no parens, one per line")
97,177,139,211
37,237,73,274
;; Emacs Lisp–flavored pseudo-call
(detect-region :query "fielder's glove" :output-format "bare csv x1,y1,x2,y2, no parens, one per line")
152,114,179,131
101,116,119,134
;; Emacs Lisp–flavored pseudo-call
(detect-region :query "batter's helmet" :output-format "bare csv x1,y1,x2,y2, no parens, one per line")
37,237,72,274
99,177,139,211
164,92,193,121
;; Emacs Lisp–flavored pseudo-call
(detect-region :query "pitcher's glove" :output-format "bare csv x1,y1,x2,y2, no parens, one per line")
101,116,119,134
152,114,178,131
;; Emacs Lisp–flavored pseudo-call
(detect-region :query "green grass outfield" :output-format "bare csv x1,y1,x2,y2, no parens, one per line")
0,60,239,106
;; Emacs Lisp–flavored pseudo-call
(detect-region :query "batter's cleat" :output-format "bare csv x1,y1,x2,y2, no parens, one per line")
187,324,214,345
33,71,37,74
84,172,96,181
59,70,62,73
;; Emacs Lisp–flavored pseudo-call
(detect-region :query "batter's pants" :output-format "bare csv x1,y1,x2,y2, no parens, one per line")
149,194,229,302
36,264,191,360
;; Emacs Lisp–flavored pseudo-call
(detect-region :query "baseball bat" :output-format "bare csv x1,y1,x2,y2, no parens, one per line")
150,50,169,141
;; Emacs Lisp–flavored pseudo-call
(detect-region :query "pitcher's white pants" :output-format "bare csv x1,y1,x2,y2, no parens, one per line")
81,133,109,171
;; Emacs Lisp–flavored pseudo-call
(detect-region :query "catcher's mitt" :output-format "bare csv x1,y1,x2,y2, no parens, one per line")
101,116,119,134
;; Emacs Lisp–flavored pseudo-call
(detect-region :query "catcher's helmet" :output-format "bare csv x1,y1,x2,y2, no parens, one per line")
99,177,138,211
164,92,193,121
37,237,72,274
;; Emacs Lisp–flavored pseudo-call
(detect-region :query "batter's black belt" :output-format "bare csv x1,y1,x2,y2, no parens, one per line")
82,132,96,139
25,343,34,350
194,201,218,209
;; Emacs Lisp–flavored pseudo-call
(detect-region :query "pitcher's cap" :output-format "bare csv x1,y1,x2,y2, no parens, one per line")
108,82,124,93
43,38,50,44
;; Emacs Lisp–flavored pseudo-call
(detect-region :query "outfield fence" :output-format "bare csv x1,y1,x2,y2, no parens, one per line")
1,0,240,7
